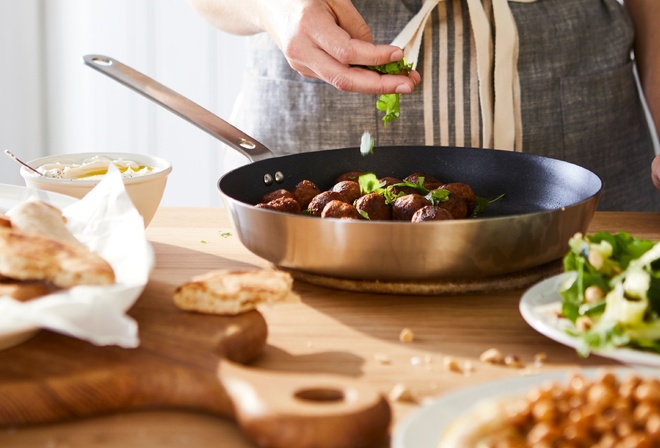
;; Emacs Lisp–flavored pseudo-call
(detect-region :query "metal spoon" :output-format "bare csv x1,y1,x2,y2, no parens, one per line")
3,150,43,176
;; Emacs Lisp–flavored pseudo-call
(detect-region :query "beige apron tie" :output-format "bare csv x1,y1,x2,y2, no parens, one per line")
392,0,535,151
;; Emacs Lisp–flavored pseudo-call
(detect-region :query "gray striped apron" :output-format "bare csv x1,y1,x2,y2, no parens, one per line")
229,0,660,211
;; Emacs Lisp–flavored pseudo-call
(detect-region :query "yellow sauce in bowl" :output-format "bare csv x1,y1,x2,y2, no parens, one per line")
38,156,155,180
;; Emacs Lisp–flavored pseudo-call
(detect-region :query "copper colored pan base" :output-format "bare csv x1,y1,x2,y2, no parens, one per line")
282,261,563,296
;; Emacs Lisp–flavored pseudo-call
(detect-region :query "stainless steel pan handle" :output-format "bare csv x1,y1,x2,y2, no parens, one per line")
83,54,273,162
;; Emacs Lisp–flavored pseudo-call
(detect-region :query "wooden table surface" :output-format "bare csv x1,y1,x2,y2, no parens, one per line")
1,208,658,447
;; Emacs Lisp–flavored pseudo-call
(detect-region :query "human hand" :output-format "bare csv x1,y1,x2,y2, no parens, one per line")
257,0,420,94
653,154,660,189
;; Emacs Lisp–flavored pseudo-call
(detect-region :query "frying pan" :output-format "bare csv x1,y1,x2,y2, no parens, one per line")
84,54,601,281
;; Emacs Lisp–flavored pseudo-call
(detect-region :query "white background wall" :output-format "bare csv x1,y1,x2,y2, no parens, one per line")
0,0,246,206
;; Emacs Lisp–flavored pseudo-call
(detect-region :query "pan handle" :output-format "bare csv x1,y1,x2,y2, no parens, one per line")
83,54,273,163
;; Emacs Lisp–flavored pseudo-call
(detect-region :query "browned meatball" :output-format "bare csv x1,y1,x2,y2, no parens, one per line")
321,200,362,220
404,172,443,190
308,191,347,216
439,182,476,215
436,194,468,219
392,194,431,221
380,177,417,196
260,189,294,204
332,180,361,204
255,197,301,214
355,192,392,221
293,180,321,209
411,206,454,222
335,171,363,183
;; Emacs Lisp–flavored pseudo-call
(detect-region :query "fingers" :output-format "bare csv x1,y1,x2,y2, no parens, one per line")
653,154,660,190
280,3,419,94
287,41,419,94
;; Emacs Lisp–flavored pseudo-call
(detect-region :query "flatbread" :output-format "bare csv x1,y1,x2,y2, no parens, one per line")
0,227,115,288
0,214,10,229
6,198,82,246
173,269,299,315
0,277,57,302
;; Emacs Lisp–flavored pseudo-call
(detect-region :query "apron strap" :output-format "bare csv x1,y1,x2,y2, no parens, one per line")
392,0,535,151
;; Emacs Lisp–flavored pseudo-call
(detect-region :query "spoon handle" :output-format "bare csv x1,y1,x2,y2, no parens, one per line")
3,150,43,176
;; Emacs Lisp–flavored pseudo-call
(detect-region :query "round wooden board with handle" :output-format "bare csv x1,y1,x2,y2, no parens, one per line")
0,281,390,448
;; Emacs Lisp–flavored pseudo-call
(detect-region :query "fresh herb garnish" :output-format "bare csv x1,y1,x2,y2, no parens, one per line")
472,193,505,217
366,59,414,127
360,131,375,156
357,172,502,214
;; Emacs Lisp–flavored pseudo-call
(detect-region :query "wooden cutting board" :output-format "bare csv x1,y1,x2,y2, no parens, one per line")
0,280,390,448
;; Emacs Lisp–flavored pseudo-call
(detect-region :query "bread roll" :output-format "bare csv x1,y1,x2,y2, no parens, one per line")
173,269,299,315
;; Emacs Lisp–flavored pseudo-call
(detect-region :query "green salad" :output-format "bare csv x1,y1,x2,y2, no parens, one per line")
559,232,660,356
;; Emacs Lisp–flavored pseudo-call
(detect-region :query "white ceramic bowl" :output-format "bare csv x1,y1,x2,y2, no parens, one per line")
20,152,172,227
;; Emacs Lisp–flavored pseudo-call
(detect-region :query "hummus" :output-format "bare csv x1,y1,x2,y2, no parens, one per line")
38,156,155,180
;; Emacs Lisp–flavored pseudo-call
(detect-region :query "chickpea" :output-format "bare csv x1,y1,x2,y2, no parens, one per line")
645,412,660,437
584,284,605,303
531,398,557,423
619,433,653,448
526,422,560,445
453,371,660,447
576,316,593,332
588,382,617,411
632,402,655,423
635,379,660,403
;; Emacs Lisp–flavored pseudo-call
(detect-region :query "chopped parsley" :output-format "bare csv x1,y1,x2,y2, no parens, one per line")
365,59,414,127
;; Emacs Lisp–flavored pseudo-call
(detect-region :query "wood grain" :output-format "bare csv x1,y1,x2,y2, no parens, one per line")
0,281,268,425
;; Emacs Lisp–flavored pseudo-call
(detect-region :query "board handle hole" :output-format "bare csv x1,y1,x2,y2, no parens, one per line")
294,387,345,403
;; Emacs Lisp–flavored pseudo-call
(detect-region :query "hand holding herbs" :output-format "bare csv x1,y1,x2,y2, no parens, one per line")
559,232,660,356
365,59,414,127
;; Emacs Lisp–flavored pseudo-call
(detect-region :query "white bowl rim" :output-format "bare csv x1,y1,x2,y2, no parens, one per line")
20,152,172,186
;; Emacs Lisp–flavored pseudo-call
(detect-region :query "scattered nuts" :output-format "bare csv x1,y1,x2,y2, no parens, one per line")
443,356,462,373
374,353,391,365
534,352,547,366
399,328,415,343
504,354,524,369
480,348,505,364
389,383,416,403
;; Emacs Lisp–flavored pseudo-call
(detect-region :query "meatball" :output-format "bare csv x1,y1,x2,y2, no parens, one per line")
379,177,417,196
436,194,468,219
321,200,362,220
332,180,361,204
293,180,321,209
308,191,347,216
411,206,454,222
260,189,294,204
355,192,392,221
439,183,476,215
255,197,301,214
392,194,431,221
335,171,363,183
404,172,443,190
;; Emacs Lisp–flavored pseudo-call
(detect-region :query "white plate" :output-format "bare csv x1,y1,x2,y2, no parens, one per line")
0,183,79,349
392,367,658,448
519,273,660,367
